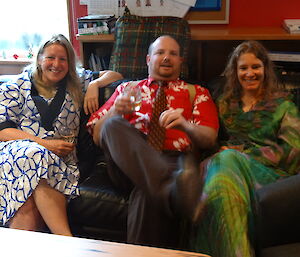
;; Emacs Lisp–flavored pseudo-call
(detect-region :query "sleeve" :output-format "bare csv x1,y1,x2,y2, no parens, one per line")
248,100,300,175
78,68,94,93
0,82,22,130
192,86,219,131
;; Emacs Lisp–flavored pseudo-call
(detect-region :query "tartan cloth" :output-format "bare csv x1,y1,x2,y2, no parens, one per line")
109,8,191,80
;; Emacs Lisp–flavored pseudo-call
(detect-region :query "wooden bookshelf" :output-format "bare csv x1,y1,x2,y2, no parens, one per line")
76,34,114,43
77,27,300,42
76,34,115,69
190,26,300,40
76,27,300,81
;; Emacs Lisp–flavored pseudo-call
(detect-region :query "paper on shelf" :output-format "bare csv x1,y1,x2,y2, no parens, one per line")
80,0,88,5
85,0,192,18
125,0,191,17
172,0,196,7
87,0,119,16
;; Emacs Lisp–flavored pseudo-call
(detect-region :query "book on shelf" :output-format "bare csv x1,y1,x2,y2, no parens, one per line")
88,52,110,71
269,51,300,62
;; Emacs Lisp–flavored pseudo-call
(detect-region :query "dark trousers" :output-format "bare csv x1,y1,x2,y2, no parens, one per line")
100,116,183,248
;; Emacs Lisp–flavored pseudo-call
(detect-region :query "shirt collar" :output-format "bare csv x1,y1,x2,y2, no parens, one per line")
147,76,181,87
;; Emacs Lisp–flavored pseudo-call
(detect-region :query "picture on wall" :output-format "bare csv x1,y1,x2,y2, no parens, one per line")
191,0,221,11
185,0,230,24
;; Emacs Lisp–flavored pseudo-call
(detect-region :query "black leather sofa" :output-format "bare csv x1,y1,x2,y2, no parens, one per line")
1,75,300,256
68,80,300,257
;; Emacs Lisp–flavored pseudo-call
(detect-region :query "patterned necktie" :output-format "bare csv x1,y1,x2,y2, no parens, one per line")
148,81,167,151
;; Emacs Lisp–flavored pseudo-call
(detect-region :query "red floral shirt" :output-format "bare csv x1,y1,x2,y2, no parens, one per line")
87,77,219,151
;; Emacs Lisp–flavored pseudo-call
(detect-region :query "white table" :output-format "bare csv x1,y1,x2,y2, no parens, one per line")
0,227,210,257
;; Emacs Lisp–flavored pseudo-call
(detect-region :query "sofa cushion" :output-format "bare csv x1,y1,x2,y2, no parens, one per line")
256,174,300,249
109,8,191,80
68,163,129,242
260,243,300,257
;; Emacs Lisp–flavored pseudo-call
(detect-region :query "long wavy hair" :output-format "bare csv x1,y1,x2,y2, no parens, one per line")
220,40,279,111
30,34,83,107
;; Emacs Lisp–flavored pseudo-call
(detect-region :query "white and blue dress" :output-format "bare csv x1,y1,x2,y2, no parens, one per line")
0,69,93,225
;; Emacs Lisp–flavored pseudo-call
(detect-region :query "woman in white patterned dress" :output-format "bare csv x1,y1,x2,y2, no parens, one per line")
0,34,94,235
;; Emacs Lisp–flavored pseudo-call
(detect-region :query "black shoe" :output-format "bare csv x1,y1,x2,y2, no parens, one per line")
173,153,206,223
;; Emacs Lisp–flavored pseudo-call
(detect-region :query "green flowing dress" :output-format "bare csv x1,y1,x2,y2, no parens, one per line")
191,94,300,257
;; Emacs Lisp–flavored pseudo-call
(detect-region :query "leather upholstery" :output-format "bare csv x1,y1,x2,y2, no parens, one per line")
2,75,300,255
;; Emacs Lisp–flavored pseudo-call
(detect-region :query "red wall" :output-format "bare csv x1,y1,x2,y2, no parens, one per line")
69,0,300,57
229,0,300,27
69,0,87,56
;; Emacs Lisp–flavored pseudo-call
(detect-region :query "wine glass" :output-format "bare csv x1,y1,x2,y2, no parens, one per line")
58,125,76,143
57,125,77,163
123,85,142,112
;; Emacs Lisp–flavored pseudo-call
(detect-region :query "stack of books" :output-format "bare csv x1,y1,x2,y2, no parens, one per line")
77,14,116,35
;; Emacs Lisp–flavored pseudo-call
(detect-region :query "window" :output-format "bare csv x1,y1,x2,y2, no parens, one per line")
0,0,69,61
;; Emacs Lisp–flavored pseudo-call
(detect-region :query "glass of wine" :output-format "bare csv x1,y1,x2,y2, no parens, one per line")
123,85,142,112
57,125,77,163
58,125,76,143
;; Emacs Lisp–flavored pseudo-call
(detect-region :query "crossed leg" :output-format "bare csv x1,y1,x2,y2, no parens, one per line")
9,179,72,236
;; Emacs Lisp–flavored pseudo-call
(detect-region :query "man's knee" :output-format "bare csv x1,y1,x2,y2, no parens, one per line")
102,116,127,133
100,116,131,144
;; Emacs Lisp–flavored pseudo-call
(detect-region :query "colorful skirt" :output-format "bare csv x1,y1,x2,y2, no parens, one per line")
189,149,287,257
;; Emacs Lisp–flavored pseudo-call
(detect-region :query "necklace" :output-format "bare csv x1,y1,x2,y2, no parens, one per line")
35,82,57,99
242,98,258,112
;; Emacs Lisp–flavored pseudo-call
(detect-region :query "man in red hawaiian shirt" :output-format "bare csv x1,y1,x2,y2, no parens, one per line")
87,35,219,248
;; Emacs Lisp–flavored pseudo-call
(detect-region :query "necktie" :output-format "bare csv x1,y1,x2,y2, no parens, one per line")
148,81,167,151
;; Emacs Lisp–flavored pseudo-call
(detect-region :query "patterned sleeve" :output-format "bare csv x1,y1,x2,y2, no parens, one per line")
193,86,219,130
0,81,22,130
78,68,94,93
248,100,300,175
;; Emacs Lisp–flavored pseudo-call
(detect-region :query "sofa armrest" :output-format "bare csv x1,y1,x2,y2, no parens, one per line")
256,174,300,248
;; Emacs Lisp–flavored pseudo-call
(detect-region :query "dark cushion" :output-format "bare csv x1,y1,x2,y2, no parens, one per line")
260,243,300,257
256,174,300,249
68,163,129,242
109,8,191,80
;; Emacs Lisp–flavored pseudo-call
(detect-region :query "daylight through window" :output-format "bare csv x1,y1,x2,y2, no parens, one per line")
0,0,69,61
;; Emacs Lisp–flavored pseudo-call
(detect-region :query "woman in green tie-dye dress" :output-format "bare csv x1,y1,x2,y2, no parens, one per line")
190,41,300,257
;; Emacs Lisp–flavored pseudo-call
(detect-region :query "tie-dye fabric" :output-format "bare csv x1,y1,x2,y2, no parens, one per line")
0,70,93,224
190,94,300,257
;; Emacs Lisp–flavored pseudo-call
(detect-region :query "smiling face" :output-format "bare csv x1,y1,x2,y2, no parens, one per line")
146,36,183,81
38,43,69,86
237,52,265,94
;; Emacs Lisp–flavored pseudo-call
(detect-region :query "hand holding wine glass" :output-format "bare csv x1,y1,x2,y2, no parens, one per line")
58,125,76,144
123,85,142,112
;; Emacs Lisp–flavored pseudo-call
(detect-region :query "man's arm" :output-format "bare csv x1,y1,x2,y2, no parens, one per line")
159,109,218,149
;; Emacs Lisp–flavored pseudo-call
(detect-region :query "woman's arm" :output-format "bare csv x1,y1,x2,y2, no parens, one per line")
247,100,300,174
0,128,74,157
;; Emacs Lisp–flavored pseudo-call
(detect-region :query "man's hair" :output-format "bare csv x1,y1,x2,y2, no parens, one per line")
148,35,183,56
